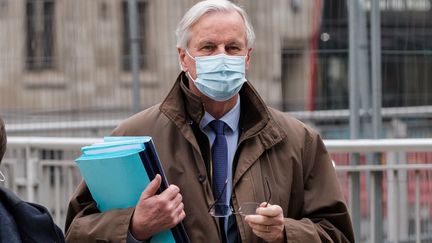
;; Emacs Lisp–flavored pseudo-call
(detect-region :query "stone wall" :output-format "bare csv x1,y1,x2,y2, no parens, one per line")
0,0,314,118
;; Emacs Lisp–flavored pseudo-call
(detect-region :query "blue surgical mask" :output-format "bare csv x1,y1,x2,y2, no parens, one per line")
186,50,247,102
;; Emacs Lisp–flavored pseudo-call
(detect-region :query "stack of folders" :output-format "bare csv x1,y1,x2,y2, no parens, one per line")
76,136,190,243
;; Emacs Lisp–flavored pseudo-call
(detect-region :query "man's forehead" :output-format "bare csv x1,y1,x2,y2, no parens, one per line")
191,11,245,32
188,11,247,46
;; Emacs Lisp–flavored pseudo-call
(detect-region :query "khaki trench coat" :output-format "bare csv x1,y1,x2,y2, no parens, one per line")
65,73,354,243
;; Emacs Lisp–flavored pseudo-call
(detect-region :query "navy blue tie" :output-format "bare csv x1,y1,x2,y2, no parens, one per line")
209,120,228,205
210,120,230,242
210,120,239,243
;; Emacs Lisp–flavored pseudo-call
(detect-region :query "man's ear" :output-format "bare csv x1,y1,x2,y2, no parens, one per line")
245,48,252,70
177,47,187,71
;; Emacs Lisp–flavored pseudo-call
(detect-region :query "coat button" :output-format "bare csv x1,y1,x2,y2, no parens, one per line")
197,174,206,183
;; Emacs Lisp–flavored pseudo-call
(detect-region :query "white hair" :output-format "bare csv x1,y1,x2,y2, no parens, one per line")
175,0,255,49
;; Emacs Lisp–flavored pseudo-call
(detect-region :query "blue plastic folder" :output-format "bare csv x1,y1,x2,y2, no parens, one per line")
75,136,190,243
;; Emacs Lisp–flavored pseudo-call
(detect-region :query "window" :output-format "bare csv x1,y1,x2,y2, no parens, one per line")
25,0,56,71
0,1,8,19
315,0,432,109
315,0,349,110
122,0,148,71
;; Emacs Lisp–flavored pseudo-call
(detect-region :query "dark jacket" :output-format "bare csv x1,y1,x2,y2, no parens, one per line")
0,186,65,243
65,72,354,243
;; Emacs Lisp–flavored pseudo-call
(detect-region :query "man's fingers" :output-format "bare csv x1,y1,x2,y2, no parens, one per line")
160,184,181,200
140,174,162,200
246,213,285,243
172,193,183,207
248,220,270,228
260,202,268,207
256,204,282,217
246,215,270,225
245,214,282,226
174,202,185,218
176,207,186,224
166,202,185,228
248,221,272,232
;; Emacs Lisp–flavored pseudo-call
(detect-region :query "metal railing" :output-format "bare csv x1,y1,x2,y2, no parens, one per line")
5,105,432,133
327,139,432,243
1,137,432,242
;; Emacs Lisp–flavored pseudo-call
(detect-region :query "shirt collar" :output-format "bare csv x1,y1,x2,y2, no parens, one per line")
199,95,241,133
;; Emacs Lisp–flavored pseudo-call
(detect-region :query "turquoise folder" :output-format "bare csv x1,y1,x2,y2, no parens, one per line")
75,136,190,243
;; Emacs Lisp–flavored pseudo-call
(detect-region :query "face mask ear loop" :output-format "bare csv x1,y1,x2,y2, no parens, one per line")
184,49,197,81
0,169,5,182
185,49,196,61
186,71,196,82
179,61,185,72
180,49,196,72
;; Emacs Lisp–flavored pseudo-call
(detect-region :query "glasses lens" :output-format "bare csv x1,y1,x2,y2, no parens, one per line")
209,204,232,217
238,202,260,216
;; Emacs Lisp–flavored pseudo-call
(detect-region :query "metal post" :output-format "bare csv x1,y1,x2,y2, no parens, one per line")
370,171,379,242
371,0,382,139
348,0,361,240
357,3,370,124
127,0,141,114
387,151,397,242
393,169,400,243
370,0,383,242
398,152,409,241
54,166,61,224
415,170,421,243
25,146,35,202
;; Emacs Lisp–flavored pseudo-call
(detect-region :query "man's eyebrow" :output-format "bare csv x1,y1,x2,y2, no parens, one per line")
226,41,243,46
197,41,216,46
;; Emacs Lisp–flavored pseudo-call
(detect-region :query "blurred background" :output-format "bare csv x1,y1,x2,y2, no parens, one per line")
0,0,432,242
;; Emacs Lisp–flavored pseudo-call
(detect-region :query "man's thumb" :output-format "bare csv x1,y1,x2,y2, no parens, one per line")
141,174,162,200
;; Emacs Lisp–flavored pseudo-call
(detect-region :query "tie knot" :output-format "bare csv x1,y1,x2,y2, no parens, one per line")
209,120,226,135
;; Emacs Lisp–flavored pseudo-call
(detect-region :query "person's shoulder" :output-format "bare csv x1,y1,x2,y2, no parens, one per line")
123,103,163,123
0,186,65,242
112,103,166,136
0,185,21,206
268,107,311,129
268,107,318,137
0,185,48,214
268,107,302,125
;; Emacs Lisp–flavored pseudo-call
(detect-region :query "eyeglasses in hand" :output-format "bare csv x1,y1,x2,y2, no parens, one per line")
208,177,272,218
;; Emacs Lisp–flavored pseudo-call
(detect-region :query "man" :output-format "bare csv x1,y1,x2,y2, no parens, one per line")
65,1,354,242
0,117,65,243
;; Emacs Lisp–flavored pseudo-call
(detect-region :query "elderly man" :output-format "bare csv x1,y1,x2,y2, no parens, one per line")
65,1,354,242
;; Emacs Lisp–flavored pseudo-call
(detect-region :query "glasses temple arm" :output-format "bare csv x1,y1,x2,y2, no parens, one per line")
264,177,271,207
208,179,229,213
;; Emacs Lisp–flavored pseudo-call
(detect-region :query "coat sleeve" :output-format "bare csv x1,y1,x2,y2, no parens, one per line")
64,181,135,243
283,131,355,243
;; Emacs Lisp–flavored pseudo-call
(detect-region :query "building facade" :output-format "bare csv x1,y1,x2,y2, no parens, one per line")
0,0,316,122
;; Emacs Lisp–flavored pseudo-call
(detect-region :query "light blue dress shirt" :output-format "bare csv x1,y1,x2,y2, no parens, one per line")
200,95,240,206
200,95,241,241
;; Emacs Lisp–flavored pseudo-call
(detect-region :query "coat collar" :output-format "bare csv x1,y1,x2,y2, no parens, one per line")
160,72,287,149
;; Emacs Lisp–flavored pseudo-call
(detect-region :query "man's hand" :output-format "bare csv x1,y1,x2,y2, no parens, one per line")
130,174,186,240
244,203,285,243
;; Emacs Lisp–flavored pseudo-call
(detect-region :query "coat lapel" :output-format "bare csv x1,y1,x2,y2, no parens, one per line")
233,119,286,188
159,73,204,158
159,73,223,233
232,83,287,188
